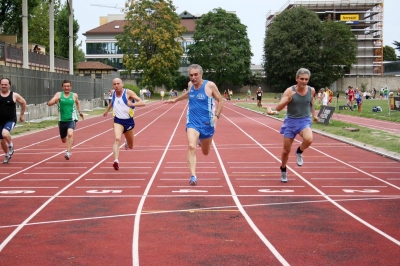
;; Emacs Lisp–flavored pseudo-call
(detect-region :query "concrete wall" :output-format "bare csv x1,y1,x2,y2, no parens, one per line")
336,76,400,92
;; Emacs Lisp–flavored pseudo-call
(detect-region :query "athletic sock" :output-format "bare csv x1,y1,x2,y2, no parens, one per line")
280,166,286,172
9,142,13,147
296,147,303,154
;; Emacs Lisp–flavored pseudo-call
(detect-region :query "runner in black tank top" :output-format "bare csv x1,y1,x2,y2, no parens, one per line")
0,78,27,164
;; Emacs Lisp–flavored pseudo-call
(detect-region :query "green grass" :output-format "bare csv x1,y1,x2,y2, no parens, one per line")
236,101,400,155
12,108,110,136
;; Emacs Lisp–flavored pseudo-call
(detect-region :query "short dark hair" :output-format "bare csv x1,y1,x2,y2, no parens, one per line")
0,78,11,86
62,80,71,87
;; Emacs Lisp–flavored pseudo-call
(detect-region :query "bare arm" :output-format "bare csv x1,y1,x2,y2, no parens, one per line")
47,92,61,106
103,101,113,117
127,90,145,107
74,93,84,120
275,87,294,112
310,87,319,122
211,82,223,118
14,93,27,122
165,83,190,104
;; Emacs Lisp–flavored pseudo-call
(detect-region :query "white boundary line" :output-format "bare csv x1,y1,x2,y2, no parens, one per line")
224,106,400,247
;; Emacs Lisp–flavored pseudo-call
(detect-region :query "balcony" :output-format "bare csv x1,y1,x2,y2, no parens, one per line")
0,42,69,73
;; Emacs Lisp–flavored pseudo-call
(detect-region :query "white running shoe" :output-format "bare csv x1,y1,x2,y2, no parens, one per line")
281,172,288,183
295,152,303,166
64,151,71,160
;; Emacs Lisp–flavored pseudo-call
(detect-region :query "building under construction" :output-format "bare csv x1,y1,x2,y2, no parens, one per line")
265,0,384,76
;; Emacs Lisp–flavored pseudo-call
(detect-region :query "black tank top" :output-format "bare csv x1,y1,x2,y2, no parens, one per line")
0,91,17,123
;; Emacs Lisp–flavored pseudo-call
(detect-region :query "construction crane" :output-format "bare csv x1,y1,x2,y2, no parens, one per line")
90,4,124,9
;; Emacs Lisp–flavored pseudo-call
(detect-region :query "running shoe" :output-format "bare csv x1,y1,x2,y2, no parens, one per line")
8,145,14,156
124,139,129,150
64,151,71,160
3,155,11,164
280,171,288,183
295,152,303,166
113,161,119,170
189,175,197,186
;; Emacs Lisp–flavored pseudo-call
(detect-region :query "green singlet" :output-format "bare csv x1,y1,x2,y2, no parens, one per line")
59,92,78,122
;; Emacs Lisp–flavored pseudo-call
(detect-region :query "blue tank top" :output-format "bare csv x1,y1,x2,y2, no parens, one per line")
187,80,215,127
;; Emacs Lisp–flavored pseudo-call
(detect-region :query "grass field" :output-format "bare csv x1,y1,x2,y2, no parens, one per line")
237,95,400,155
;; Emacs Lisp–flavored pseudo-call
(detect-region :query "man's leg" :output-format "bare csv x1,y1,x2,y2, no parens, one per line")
281,137,294,169
187,128,200,176
124,129,135,150
113,123,124,162
1,129,11,152
66,128,74,152
296,127,313,166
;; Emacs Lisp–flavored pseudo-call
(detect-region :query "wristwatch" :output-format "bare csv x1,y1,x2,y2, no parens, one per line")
215,114,220,119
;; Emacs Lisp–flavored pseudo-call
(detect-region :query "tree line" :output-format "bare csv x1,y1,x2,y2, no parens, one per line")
0,0,85,68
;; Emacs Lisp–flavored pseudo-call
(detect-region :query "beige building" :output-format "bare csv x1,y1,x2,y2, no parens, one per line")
266,0,384,76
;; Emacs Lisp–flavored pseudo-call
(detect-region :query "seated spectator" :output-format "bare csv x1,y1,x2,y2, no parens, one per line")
33,45,39,53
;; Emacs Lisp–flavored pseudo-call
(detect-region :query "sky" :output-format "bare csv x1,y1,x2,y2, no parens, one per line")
73,0,399,65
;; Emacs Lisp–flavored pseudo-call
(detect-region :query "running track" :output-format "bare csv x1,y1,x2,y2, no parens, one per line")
0,101,399,265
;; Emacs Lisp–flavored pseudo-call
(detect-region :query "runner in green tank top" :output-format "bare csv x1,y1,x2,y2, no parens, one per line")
47,80,84,160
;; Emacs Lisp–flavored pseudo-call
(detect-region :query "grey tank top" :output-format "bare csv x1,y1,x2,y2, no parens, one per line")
287,86,312,118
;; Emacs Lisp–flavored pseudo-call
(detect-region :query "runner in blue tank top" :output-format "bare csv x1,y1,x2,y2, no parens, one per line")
165,64,223,186
275,68,319,183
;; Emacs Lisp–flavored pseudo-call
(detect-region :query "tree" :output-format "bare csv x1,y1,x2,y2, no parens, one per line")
264,7,357,90
315,21,357,87
187,8,252,89
55,2,82,68
383,45,397,61
0,0,40,41
116,0,186,91
393,41,400,59
28,0,62,51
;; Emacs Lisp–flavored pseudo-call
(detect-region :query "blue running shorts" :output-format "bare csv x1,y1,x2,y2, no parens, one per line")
187,123,215,140
114,117,135,133
280,116,312,139
0,121,15,139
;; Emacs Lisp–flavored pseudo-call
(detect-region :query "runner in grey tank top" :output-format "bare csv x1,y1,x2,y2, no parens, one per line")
275,68,319,183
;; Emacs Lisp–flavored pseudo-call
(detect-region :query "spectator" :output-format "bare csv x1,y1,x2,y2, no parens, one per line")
146,90,151,99
160,89,165,101
33,45,40,53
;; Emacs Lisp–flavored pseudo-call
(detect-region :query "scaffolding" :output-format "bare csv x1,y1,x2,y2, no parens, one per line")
265,0,384,76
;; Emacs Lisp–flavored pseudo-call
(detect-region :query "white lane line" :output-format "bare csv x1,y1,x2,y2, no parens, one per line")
233,172,281,174
0,102,171,253
225,106,400,247
132,103,188,266
227,162,275,164
302,172,358,174
213,139,289,265
33,167,87,169
160,178,220,181
99,167,151,169
360,167,400,168
157,186,223,188
164,166,217,169
348,162,399,164
23,173,79,175
372,172,398,174
85,179,146,181
93,172,148,175
239,186,304,188
166,161,214,164
76,186,140,188
0,187,59,188
45,162,95,164
236,178,283,181
311,178,371,180
322,186,387,188
229,167,278,169
2,196,399,230
162,172,218,174
9,179,70,181
388,178,400,180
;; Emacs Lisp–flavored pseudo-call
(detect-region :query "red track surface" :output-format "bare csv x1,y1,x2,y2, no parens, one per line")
1,101,399,265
